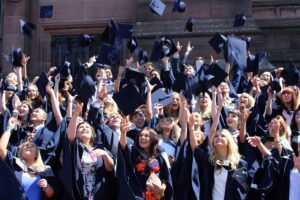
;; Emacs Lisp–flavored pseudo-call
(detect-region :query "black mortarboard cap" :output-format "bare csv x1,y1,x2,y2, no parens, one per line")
36,72,51,97
138,49,149,65
149,76,163,92
270,79,281,93
97,43,114,66
150,37,177,61
233,13,246,27
209,33,227,54
185,17,195,32
150,39,164,62
12,48,23,67
281,59,300,86
118,23,134,39
40,5,53,18
226,36,247,70
113,84,146,116
172,0,186,13
163,37,177,57
60,60,71,80
205,63,228,87
19,19,36,37
124,68,146,86
75,74,95,105
149,0,166,16
245,53,259,76
79,34,93,47
3,83,17,92
127,37,139,53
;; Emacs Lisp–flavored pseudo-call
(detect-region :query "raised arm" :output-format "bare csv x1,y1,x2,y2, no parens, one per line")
247,136,271,157
188,112,198,151
16,67,23,92
0,92,7,114
46,82,63,126
265,86,273,116
114,66,124,93
67,101,83,144
65,92,73,118
239,109,252,143
119,117,132,151
145,78,155,122
53,73,60,99
0,117,17,159
208,90,223,145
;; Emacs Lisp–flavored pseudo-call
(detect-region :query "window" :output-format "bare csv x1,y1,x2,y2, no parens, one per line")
51,35,102,67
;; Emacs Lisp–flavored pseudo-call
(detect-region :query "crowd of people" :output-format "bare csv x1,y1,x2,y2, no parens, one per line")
0,38,299,200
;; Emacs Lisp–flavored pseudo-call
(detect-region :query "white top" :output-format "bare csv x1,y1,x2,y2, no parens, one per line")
289,168,300,200
213,167,228,200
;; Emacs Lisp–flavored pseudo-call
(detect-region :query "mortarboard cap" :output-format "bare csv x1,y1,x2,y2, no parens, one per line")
127,37,139,53
185,17,195,32
118,23,134,39
79,34,93,47
149,0,166,16
172,0,186,13
138,49,149,65
113,84,145,116
245,53,259,76
281,59,300,86
19,19,36,37
59,60,71,80
150,37,177,61
3,83,17,92
36,72,51,97
12,48,23,67
97,43,114,66
149,76,163,92
75,74,95,105
40,5,53,18
204,63,228,87
209,33,227,54
124,68,146,86
226,36,247,70
233,13,246,27
151,88,172,111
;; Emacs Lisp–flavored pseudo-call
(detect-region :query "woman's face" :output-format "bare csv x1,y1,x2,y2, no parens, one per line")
132,111,146,129
260,72,271,84
144,65,153,77
62,81,72,92
226,113,239,129
239,95,249,109
213,131,228,148
27,86,37,99
159,117,173,130
138,130,151,151
268,118,281,136
219,82,229,95
192,112,202,127
20,143,38,162
199,94,208,107
6,73,17,85
170,94,180,110
18,103,30,118
76,123,92,143
281,90,292,104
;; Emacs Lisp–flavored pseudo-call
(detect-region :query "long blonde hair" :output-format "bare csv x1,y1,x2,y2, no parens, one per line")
18,142,46,172
209,129,241,170
196,92,212,119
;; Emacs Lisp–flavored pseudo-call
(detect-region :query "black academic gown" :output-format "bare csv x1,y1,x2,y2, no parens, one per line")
171,139,200,200
59,136,112,200
0,151,59,200
194,146,250,200
116,144,173,200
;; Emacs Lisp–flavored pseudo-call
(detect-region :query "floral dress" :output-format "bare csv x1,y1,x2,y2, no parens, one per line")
135,156,161,200
81,149,97,200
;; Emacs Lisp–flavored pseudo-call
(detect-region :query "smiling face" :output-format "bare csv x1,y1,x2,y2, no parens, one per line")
198,93,209,108
219,82,230,95
20,142,38,162
76,122,93,145
213,130,229,149
17,102,30,119
159,117,173,131
226,112,239,129
138,130,152,151
131,111,146,129
260,72,272,84
170,93,180,110
144,64,153,78
26,85,38,100
30,108,46,125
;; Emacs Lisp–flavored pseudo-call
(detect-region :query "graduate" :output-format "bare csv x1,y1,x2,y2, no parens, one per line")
0,116,58,200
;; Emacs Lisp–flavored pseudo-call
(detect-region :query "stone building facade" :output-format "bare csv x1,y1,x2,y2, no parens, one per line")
1,0,300,77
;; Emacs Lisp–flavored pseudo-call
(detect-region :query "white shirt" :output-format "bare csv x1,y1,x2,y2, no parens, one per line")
289,168,300,200
213,167,228,200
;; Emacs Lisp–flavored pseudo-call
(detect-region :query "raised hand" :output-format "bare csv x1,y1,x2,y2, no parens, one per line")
186,41,194,53
22,53,30,66
120,118,132,135
176,41,182,52
247,136,262,148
